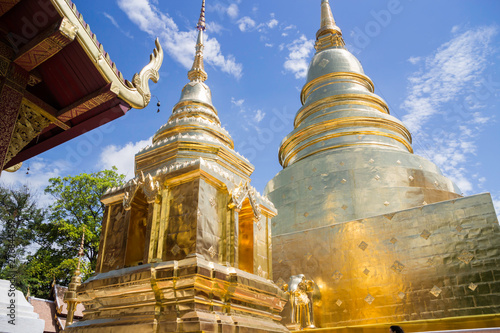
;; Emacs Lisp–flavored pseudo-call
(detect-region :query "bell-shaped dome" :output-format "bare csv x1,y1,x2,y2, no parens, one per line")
307,48,365,83
177,81,213,108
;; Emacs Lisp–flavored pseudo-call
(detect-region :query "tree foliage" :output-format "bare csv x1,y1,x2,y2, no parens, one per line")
0,185,45,293
0,167,125,298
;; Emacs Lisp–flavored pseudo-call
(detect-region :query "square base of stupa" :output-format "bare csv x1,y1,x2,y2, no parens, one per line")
65,255,289,333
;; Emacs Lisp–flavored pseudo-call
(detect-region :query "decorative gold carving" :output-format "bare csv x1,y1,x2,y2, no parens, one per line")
364,294,375,305
229,181,262,220
336,299,342,307
4,162,22,172
4,103,51,165
208,245,216,258
420,229,432,240
427,257,437,266
57,83,119,122
430,285,442,297
171,244,181,256
363,268,370,275
282,274,316,330
209,197,216,207
358,241,368,251
128,38,164,106
14,18,78,72
391,261,405,273
141,172,160,203
458,251,474,264
332,270,343,281
468,282,478,291
0,56,9,76
390,237,398,244
398,292,406,299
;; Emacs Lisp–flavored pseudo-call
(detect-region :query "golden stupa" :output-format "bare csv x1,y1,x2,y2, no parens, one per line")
265,0,500,331
65,2,288,332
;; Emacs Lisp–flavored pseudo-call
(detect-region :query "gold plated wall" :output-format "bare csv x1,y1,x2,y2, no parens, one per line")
273,194,500,328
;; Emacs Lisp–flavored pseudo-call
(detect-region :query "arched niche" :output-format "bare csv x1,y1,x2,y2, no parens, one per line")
124,188,149,267
238,198,255,274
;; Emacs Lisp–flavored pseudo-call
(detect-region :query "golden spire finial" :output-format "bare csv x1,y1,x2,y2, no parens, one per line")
315,0,345,51
188,0,208,82
76,229,85,274
64,228,85,327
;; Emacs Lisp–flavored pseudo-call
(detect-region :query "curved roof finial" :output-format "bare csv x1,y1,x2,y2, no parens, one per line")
188,0,208,82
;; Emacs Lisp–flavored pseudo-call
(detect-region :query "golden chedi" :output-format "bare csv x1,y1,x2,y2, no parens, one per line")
66,2,288,332
266,0,500,330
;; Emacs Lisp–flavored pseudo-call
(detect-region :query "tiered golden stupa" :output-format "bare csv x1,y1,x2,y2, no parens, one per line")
66,2,288,332
266,0,500,331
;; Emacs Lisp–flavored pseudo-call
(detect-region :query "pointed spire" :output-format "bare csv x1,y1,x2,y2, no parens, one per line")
64,229,85,328
75,229,85,274
188,0,208,82
315,0,345,51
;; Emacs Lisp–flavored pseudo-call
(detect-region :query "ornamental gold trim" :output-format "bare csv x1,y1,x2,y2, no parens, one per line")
295,94,390,127
280,127,413,167
301,71,375,104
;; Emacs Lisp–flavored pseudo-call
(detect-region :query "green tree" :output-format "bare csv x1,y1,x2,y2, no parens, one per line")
27,167,125,298
0,185,45,293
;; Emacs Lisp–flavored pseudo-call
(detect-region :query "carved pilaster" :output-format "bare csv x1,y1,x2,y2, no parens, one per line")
156,187,170,260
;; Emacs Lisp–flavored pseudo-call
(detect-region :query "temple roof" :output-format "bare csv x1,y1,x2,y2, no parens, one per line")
0,0,163,172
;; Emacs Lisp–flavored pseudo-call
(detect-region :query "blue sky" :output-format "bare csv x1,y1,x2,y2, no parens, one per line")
2,0,500,214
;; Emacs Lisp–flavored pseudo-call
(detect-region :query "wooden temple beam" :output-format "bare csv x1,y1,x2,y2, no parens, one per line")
4,102,130,169
23,91,70,130
57,82,120,122
13,17,78,72
0,0,21,17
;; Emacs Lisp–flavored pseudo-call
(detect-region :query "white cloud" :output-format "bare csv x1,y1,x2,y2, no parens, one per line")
231,97,244,107
103,12,133,38
206,22,224,35
265,43,273,48
407,56,420,65
0,157,71,207
400,25,498,196
401,26,497,134
283,35,315,79
284,24,296,31
267,18,278,29
227,4,239,19
492,194,500,219
98,138,151,180
237,16,256,32
117,0,242,79
253,109,266,123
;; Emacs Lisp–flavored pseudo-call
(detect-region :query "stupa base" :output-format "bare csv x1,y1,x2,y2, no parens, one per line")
65,255,289,333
